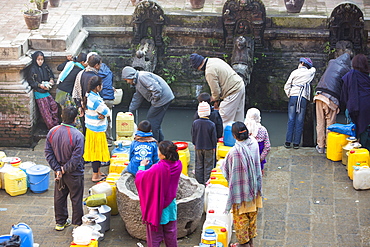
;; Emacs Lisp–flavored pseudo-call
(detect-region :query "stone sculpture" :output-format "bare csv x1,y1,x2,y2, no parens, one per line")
231,36,254,86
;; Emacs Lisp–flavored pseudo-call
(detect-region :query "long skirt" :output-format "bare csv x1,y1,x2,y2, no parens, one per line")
232,210,258,244
36,95,59,129
83,128,110,162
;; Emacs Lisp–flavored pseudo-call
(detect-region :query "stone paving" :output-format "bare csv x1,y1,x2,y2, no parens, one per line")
1,140,370,246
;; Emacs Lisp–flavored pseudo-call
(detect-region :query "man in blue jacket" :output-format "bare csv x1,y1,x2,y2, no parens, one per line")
121,66,175,142
98,62,115,147
45,106,85,231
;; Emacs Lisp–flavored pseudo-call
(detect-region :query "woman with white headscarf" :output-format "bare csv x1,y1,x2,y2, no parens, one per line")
244,108,271,174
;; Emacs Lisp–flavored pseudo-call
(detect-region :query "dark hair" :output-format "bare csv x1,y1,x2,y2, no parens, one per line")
87,76,102,92
138,120,151,132
232,121,249,141
301,62,311,69
159,141,179,161
62,106,78,124
87,54,102,67
197,92,211,103
74,53,87,63
352,54,369,74
83,76,102,109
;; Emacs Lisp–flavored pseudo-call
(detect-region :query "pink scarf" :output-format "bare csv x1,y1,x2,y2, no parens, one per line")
135,160,171,231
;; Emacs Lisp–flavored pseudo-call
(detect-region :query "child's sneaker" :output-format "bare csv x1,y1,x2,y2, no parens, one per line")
55,219,71,231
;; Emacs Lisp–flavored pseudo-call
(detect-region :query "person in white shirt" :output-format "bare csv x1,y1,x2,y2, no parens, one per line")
283,57,316,149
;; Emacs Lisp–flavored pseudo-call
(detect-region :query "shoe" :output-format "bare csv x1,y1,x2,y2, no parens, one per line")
55,219,71,231
92,177,106,183
293,144,300,149
316,145,325,154
108,143,113,147
284,142,291,148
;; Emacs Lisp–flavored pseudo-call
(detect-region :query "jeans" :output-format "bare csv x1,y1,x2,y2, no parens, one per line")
285,96,308,145
147,101,171,142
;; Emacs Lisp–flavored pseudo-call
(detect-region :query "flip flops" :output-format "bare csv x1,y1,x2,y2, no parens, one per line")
92,177,106,183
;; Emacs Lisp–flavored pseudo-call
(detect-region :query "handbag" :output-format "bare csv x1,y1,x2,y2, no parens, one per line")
327,123,356,137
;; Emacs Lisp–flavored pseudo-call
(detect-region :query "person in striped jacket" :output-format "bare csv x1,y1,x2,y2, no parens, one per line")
83,75,110,182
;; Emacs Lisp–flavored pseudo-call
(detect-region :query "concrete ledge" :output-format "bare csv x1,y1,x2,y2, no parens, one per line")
84,27,133,36
264,28,329,39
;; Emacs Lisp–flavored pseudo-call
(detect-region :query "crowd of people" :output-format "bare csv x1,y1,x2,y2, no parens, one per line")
30,49,370,246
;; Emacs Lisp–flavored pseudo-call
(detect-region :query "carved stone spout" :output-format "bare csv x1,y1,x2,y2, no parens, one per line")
231,36,254,86
132,38,157,72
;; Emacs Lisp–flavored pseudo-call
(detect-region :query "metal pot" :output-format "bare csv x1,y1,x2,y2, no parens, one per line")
98,205,111,232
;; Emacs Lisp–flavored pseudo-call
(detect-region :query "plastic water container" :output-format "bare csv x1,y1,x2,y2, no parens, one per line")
204,226,228,247
353,166,370,190
111,140,131,155
4,168,27,196
84,193,107,207
342,137,361,166
70,239,99,247
0,151,6,167
113,88,123,105
110,153,129,174
347,148,369,180
326,132,349,161
209,176,228,187
223,125,236,147
116,112,134,138
10,223,34,247
0,235,11,243
106,183,118,215
19,161,36,188
216,144,232,160
0,164,18,189
204,183,229,212
175,142,191,163
26,165,51,193
10,157,21,168
201,229,217,246
203,216,233,246
90,182,113,197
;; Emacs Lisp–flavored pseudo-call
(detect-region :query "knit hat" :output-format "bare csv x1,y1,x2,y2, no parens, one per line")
190,53,205,69
122,66,137,80
198,101,210,118
299,57,313,68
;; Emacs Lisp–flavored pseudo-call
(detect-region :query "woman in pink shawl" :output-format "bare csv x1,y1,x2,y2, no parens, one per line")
135,140,182,247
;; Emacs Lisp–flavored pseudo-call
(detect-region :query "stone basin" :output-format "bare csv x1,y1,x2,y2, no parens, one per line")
116,173,205,240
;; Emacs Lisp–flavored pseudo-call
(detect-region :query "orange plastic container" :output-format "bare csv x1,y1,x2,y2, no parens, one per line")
347,148,369,180
326,132,349,161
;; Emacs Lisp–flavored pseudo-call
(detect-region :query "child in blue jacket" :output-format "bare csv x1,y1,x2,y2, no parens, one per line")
126,120,159,175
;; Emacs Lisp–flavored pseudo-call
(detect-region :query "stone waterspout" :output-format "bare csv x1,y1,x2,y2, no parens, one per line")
132,38,157,72
231,36,254,86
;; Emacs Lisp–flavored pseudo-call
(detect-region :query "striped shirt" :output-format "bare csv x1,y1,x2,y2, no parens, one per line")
85,91,110,132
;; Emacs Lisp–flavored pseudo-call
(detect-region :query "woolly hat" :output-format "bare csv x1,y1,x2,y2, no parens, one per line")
122,66,137,80
190,53,205,69
198,101,211,118
299,57,313,68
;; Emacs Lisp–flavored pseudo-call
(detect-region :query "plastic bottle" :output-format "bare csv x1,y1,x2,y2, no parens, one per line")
201,229,217,246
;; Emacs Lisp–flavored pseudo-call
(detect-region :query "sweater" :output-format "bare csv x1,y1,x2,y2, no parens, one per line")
191,118,217,150
205,58,244,100
85,91,110,132
45,123,84,176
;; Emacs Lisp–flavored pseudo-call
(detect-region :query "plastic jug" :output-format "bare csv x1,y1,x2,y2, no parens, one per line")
0,151,6,167
342,137,361,166
209,176,228,187
326,132,349,161
0,164,18,189
223,125,235,147
353,166,370,190
116,112,135,138
10,223,34,247
83,193,107,207
216,144,232,160
347,148,369,180
201,229,217,246
111,140,131,155
4,168,27,196
90,182,113,197
204,226,228,247
109,153,129,174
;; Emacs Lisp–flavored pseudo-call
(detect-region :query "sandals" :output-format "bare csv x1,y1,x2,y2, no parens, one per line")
92,177,106,183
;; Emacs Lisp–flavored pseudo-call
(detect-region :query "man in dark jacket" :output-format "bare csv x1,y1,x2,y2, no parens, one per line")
98,62,115,146
45,106,85,231
314,52,351,153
